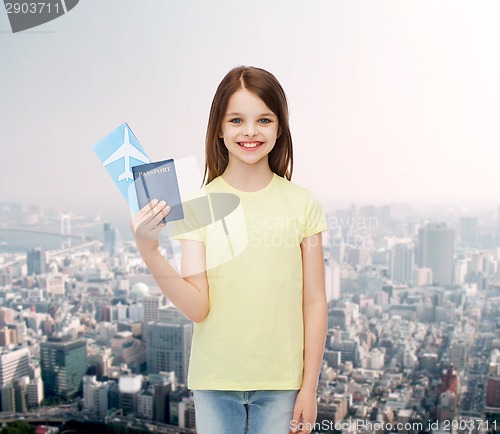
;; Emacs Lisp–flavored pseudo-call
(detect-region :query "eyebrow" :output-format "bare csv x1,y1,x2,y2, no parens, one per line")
225,112,277,117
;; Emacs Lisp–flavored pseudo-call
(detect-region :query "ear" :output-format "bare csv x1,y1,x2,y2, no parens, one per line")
218,131,224,138
277,126,282,139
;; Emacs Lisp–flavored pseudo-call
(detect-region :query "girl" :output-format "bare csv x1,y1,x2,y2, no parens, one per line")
131,66,328,434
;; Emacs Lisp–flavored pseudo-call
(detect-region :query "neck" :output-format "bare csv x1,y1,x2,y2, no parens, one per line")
222,160,274,192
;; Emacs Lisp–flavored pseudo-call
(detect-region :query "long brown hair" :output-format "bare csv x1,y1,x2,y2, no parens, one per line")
202,66,293,185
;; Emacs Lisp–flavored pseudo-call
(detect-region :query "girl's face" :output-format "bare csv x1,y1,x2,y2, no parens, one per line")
219,88,281,170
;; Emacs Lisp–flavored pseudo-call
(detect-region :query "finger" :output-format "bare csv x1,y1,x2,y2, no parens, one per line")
132,200,159,230
136,199,159,219
145,200,167,222
290,410,302,433
303,418,313,434
152,204,171,227
136,200,167,228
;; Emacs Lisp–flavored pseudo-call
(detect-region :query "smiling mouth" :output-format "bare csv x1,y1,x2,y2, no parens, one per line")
238,141,263,148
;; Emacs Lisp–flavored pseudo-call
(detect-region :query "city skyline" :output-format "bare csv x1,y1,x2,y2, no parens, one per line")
1,1,500,225
1,192,500,430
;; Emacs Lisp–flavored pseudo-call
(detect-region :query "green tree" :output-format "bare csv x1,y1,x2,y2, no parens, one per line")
1,421,35,434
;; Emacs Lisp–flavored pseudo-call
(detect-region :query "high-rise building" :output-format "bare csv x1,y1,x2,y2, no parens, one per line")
486,376,500,411
413,268,433,287
13,377,29,413
44,273,65,296
168,389,184,426
437,391,456,422
486,351,500,412
88,347,112,380
108,381,120,411
449,339,468,372
27,247,46,276
144,296,165,325
328,307,350,330
417,223,454,286
330,340,359,367
390,243,414,284
0,326,16,346
365,348,385,370
107,302,128,321
325,262,341,302
40,336,87,399
7,322,25,346
117,320,143,338
1,383,15,412
95,381,109,416
178,396,196,429
419,353,438,373
119,375,143,415
454,259,467,286
0,376,30,413
468,252,485,274
0,347,30,387
437,365,458,398
153,380,174,423
146,321,192,384
138,389,154,420
110,331,146,372
103,223,119,256
26,377,44,408
97,322,117,344
158,305,191,324
459,217,479,246
0,307,15,326
316,394,348,427
83,375,97,411
82,375,109,416
128,302,144,322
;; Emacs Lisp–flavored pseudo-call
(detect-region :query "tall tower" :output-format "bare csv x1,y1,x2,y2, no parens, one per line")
143,295,165,343
143,295,164,325
40,336,87,399
60,213,71,249
147,306,192,384
103,223,117,256
417,223,454,287
390,243,414,284
146,321,192,384
26,247,46,276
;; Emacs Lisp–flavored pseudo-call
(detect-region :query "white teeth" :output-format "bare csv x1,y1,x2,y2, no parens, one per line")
239,142,261,148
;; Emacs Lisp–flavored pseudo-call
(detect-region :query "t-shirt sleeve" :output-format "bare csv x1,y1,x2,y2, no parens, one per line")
303,191,328,238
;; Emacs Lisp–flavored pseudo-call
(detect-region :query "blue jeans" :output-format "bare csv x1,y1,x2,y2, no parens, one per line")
192,389,299,434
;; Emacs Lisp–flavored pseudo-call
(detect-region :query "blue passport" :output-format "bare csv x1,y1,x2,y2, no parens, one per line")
132,159,184,223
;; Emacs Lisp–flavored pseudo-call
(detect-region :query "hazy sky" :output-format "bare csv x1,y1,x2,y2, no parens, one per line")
1,0,499,227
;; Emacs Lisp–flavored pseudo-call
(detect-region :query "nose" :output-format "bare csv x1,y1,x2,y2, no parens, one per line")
243,122,257,137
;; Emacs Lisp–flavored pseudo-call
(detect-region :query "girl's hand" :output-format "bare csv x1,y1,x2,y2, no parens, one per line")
130,199,171,259
289,388,317,434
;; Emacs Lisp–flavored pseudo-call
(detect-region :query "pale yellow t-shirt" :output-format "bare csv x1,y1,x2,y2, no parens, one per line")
170,173,327,390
